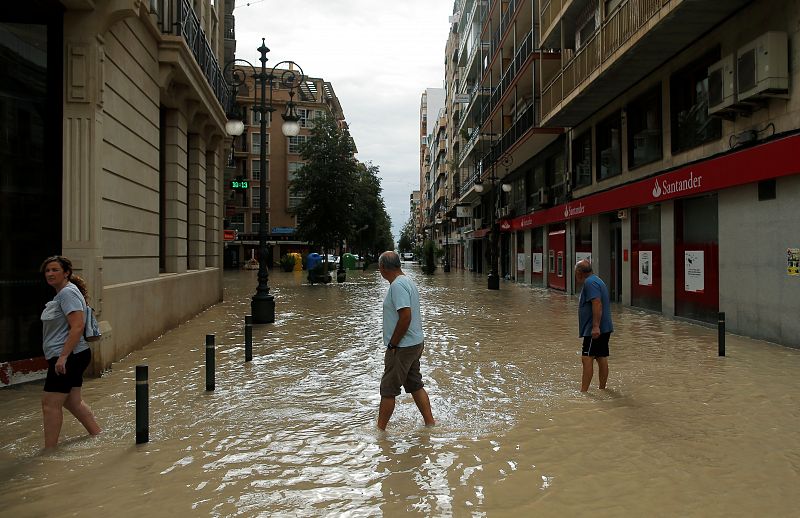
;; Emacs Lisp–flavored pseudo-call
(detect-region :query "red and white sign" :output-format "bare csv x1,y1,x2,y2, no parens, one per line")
224,229,237,241
504,133,800,231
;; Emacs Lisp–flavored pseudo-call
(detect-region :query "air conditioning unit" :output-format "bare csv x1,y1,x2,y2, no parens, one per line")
736,31,789,101
537,187,550,207
708,54,736,114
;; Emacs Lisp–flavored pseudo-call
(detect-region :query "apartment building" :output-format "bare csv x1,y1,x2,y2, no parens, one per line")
418,88,445,244
432,0,800,347
1,0,232,385
223,73,345,266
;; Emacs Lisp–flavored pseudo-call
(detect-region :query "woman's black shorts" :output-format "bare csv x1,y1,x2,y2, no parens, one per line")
43,349,92,393
581,332,611,357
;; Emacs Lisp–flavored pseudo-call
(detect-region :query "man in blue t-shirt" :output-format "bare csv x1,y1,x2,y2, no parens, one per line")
575,259,614,392
377,251,435,430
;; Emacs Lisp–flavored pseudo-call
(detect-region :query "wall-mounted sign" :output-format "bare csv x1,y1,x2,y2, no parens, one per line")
576,252,591,266
456,205,472,218
454,93,471,103
788,248,800,276
517,253,526,271
223,229,237,241
532,252,543,273
231,179,249,189
684,250,705,293
639,250,652,286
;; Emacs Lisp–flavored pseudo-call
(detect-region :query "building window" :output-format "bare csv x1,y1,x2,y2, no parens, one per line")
251,108,270,126
628,86,663,169
251,133,270,155
251,213,268,233
252,160,268,181
288,135,308,154
230,213,244,232
572,131,592,189
251,188,269,209
288,161,304,181
670,49,721,154
596,112,622,181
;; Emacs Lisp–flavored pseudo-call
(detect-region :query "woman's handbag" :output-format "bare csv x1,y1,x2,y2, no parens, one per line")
84,305,102,342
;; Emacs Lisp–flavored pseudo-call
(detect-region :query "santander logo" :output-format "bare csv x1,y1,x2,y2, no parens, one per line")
652,171,702,199
652,180,662,198
563,203,585,218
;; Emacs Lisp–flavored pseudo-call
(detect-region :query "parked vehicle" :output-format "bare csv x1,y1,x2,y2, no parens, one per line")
401,252,414,261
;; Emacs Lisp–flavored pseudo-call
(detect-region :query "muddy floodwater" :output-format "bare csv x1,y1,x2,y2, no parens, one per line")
1,267,799,517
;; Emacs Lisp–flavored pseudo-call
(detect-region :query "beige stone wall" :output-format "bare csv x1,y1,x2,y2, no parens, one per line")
102,17,162,284
61,2,226,375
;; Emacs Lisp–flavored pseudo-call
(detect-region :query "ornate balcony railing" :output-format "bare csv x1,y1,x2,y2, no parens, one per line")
156,0,229,112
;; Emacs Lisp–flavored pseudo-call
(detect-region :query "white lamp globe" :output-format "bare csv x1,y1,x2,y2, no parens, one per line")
474,183,484,193
282,120,301,137
225,119,245,137
502,183,512,193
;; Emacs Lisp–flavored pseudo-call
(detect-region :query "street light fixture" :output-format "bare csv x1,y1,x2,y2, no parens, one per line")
225,38,307,324
475,153,513,290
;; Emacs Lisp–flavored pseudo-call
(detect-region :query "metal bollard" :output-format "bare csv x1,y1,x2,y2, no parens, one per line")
245,315,253,362
718,312,726,357
136,365,149,444
206,334,215,391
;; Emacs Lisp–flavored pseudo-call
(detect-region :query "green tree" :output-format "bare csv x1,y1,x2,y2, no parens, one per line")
398,216,415,253
349,162,394,261
291,113,359,268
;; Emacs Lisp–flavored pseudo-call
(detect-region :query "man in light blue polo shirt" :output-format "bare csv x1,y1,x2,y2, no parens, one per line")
377,251,435,430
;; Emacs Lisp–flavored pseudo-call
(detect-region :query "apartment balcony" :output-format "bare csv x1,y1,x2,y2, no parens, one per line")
540,0,752,127
156,0,229,112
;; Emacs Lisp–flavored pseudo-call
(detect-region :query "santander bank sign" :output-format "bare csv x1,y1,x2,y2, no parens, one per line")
652,171,702,199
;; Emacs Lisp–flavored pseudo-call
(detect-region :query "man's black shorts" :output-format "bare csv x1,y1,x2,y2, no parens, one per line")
43,349,92,393
581,332,611,357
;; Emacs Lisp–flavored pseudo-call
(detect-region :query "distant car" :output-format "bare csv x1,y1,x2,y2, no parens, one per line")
325,254,339,266
401,252,414,261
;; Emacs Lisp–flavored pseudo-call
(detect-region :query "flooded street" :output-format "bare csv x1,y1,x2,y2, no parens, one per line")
1,266,799,517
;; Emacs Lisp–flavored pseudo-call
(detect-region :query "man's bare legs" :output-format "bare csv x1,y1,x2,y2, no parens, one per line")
597,357,609,389
377,396,395,431
581,356,610,391
411,388,435,426
378,389,435,430
580,356,594,392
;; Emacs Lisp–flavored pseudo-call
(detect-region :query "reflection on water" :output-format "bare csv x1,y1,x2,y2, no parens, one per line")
1,267,799,516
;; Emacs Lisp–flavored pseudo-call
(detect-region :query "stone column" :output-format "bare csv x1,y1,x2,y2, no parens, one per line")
162,109,188,273
205,138,223,267
187,133,207,270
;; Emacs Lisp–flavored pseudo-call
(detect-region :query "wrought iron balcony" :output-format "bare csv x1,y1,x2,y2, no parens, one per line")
156,0,229,112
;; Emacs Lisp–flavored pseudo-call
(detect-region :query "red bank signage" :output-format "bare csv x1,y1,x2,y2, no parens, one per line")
505,133,800,232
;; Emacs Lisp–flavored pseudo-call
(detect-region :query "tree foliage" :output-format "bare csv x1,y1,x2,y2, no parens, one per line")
398,215,415,253
290,115,395,262
291,114,359,254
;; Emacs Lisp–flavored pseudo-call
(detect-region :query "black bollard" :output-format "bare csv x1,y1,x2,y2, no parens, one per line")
245,315,253,362
206,334,215,391
136,365,149,444
718,312,726,357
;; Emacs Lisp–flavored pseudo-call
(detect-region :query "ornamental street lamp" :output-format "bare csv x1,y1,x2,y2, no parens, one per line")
225,39,307,324
474,153,513,290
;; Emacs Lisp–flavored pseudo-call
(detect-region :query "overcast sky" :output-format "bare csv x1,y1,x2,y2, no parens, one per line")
234,0,453,241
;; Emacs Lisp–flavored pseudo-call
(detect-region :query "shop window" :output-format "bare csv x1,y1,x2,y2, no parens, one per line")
670,49,721,153
596,112,622,181
628,86,662,168
758,179,776,201
572,131,592,189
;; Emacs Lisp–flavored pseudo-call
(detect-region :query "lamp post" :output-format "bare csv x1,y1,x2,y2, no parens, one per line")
224,39,306,324
474,153,513,290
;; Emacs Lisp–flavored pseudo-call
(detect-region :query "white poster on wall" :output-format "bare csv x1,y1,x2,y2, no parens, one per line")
517,253,526,271
532,253,543,273
576,252,592,266
684,250,705,293
639,250,653,286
